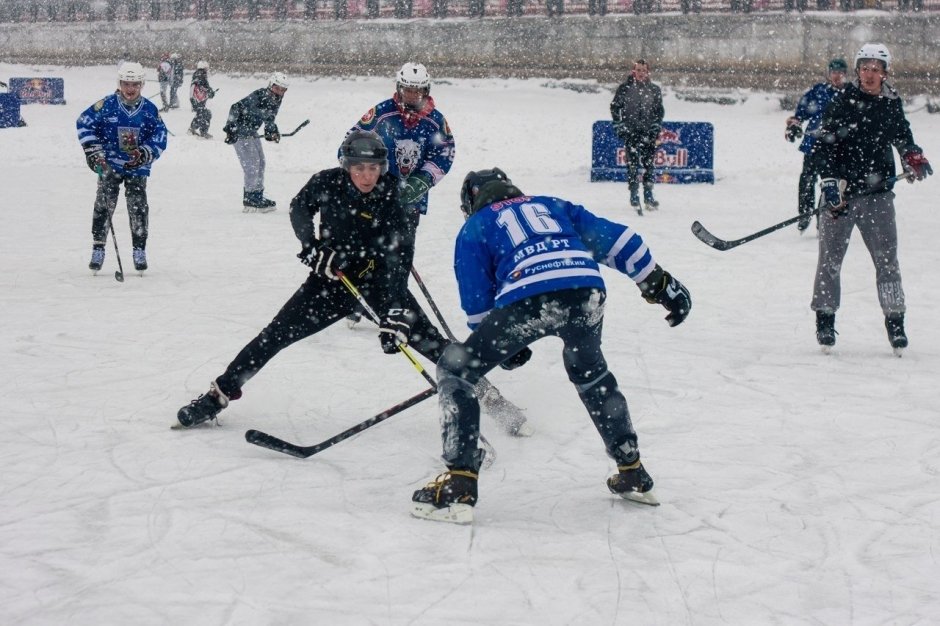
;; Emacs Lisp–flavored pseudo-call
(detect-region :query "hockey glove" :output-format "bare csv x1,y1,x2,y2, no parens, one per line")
264,125,280,143
400,173,431,206
499,346,533,371
299,242,346,281
379,308,417,354
223,124,237,144
84,146,107,174
819,178,845,213
639,266,691,328
785,117,803,143
902,150,932,182
124,147,153,169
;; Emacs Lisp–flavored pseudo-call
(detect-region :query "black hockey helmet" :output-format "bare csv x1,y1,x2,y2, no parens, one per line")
459,168,524,217
340,130,389,174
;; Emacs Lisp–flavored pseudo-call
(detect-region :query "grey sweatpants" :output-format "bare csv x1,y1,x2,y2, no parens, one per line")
811,191,905,316
233,135,265,193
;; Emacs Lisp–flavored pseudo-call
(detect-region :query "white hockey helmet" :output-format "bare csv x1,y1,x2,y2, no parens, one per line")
170,52,180,60
268,71,290,89
196,60,209,70
855,43,891,72
117,62,146,83
396,62,431,93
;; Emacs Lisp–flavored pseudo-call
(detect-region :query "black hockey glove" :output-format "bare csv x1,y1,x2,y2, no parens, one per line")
819,178,846,214
785,117,803,143
379,308,417,354
264,125,280,143
298,241,346,280
222,124,237,144
125,147,153,169
400,173,431,206
639,266,691,328
84,146,107,173
499,347,533,371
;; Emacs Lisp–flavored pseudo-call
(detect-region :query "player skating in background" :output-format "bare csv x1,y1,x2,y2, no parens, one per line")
188,60,216,139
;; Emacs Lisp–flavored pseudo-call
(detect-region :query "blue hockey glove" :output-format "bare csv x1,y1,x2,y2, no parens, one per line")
819,178,845,213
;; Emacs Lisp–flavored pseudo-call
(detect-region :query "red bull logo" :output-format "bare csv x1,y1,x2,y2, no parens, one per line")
654,149,688,168
657,127,682,145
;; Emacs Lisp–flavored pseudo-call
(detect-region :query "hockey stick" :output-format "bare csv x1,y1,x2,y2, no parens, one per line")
245,387,436,458
254,119,310,139
691,173,911,251
410,267,530,435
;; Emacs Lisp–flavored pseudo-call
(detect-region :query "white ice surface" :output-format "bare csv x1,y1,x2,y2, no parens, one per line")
1,63,938,625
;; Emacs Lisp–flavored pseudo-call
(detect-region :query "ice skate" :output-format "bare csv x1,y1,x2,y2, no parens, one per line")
607,460,659,506
643,187,659,211
885,314,907,357
175,381,230,429
242,191,277,214
411,470,478,524
132,248,147,273
88,245,105,273
816,311,836,354
630,189,642,216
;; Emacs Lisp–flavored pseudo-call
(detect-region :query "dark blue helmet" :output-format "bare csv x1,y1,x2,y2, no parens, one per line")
459,168,524,217
340,130,389,174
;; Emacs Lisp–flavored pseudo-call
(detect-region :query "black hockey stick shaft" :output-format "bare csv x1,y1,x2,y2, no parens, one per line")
691,173,911,251
410,267,458,341
254,119,310,139
245,387,437,458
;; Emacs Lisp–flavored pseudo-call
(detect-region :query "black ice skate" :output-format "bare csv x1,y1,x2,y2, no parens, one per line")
607,460,659,506
411,470,478,524
643,187,659,211
132,248,147,272
242,191,277,214
816,311,836,354
175,381,230,429
885,314,908,357
630,189,642,216
89,245,105,273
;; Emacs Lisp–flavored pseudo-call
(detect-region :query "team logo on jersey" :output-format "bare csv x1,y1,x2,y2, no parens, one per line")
395,139,421,176
118,127,140,152
359,108,376,125
93,99,105,111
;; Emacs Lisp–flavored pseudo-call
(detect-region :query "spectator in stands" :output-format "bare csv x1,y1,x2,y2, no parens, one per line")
546,0,563,16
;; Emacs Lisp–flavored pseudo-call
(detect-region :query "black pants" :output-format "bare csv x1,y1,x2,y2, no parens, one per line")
91,171,149,250
190,103,212,135
622,136,657,194
798,149,825,218
215,272,448,399
436,288,639,472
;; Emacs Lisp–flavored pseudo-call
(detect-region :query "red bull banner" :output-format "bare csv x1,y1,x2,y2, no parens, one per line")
591,121,714,184
8,78,66,105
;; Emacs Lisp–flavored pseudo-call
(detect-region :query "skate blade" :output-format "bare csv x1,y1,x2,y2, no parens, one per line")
820,345,833,355
170,418,220,430
345,318,361,330
411,502,474,525
510,421,535,437
615,489,660,507
893,347,905,358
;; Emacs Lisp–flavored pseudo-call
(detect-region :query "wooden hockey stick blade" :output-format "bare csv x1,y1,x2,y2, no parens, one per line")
245,386,437,459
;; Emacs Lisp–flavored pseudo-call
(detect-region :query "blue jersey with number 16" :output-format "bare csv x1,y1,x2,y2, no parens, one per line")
454,195,657,328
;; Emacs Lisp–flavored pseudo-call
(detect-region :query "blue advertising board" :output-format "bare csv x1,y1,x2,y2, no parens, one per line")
9,77,66,105
591,121,714,184
0,93,22,128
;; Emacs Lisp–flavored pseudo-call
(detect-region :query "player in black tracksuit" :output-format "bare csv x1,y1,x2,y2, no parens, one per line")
176,131,449,427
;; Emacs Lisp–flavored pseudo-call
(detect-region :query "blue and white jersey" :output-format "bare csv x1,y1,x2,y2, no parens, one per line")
76,93,167,177
454,195,657,328
794,82,841,155
348,97,455,214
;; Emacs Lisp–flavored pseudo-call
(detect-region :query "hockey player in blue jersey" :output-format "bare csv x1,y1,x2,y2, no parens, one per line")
785,58,847,232
411,168,691,524
346,62,455,220
77,61,168,273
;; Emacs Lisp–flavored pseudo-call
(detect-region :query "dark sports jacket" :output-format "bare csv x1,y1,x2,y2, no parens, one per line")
289,168,415,308
610,76,664,144
816,80,920,197
223,87,282,139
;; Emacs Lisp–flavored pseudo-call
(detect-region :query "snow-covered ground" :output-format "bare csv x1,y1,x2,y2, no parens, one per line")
2,63,938,625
